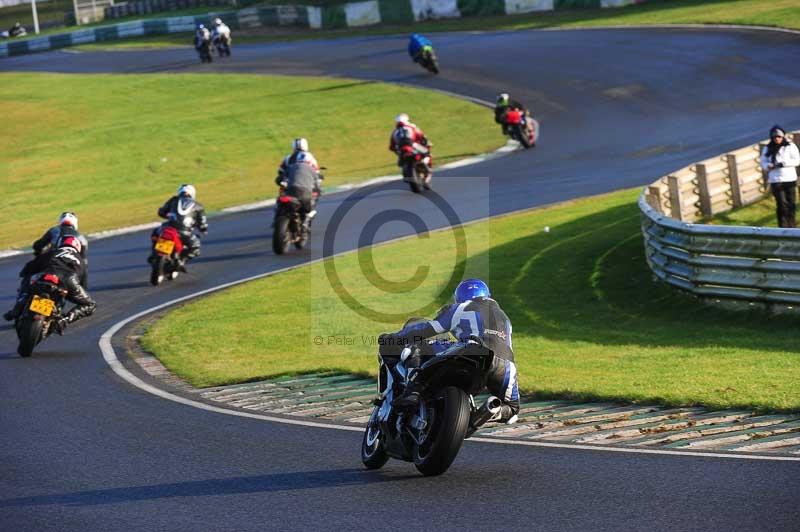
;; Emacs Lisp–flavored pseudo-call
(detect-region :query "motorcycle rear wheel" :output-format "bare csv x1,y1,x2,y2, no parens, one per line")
273,216,291,255
413,386,470,476
17,316,43,357
150,255,165,286
361,407,389,470
404,161,422,194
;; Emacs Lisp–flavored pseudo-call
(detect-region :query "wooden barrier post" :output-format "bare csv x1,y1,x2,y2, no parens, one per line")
667,175,684,221
727,153,744,208
695,163,712,217
646,186,664,214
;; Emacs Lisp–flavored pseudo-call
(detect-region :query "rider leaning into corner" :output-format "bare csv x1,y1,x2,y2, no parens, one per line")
494,92,529,135
390,113,433,169
380,279,520,425
4,237,96,333
407,33,433,64
275,137,324,228
156,184,208,271
4,212,89,321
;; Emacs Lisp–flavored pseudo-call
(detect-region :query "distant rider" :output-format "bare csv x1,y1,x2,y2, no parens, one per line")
381,279,520,424
389,113,432,170
4,237,96,333
407,33,433,64
194,23,212,63
212,17,231,56
8,22,26,38
275,138,323,228
494,93,529,136
3,212,88,321
156,184,208,270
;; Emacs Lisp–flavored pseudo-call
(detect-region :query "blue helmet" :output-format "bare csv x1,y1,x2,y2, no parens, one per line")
454,279,490,304
197,23,205,29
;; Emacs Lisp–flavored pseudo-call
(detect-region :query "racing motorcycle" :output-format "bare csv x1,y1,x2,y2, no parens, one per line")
148,223,185,286
272,188,318,255
361,331,503,476
212,33,231,57
503,108,539,149
399,143,432,194
14,273,68,357
417,47,439,74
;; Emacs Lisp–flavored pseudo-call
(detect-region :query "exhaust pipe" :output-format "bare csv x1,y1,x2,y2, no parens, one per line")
466,396,502,438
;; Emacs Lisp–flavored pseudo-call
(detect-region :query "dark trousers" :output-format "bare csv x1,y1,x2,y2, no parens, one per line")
771,182,797,228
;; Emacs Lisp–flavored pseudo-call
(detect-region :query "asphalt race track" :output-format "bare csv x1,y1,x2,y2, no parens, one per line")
2,28,800,531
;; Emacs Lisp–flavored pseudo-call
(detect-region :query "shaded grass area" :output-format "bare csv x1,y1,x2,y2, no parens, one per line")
143,188,800,411
80,0,800,51
0,72,499,249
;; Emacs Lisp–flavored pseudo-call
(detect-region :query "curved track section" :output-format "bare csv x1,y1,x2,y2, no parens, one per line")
1,28,800,531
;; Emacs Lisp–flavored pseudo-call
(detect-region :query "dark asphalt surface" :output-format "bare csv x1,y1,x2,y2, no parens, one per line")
2,28,800,531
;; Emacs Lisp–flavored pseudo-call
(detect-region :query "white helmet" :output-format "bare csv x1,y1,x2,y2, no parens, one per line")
213,17,222,25
177,184,196,199
59,211,78,230
293,138,309,152
396,113,410,126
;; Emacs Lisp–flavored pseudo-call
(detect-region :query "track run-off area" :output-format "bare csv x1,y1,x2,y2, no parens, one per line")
2,27,800,531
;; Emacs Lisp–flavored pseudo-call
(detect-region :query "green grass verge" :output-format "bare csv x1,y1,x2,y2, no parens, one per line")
79,0,800,51
0,72,499,249
142,187,800,412
710,195,778,227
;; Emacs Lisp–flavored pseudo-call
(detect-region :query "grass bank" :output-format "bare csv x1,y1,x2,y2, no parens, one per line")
142,187,800,411
0,72,499,249
80,0,800,51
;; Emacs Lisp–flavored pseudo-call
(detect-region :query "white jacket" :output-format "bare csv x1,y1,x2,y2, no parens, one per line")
761,142,800,184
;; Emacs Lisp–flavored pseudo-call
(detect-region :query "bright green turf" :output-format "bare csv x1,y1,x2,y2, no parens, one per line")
78,0,800,51
143,187,800,411
0,72,499,249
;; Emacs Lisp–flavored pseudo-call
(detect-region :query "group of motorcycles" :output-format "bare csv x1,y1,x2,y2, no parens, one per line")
7,35,538,477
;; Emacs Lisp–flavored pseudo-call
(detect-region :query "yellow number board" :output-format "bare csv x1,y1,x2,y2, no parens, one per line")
29,295,55,317
155,238,175,255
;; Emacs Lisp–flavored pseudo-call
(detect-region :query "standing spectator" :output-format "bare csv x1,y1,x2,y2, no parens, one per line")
761,125,800,228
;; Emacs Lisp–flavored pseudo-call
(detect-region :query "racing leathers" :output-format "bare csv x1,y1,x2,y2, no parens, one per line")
381,297,520,422
390,123,432,170
4,225,89,321
157,195,208,260
408,33,432,63
212,23,231,46
5,246,96,330
195,27,212,62
275,151,323,224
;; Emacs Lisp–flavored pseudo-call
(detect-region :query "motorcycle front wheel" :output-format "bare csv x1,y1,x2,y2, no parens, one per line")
413,386,470,476
361,407,389,470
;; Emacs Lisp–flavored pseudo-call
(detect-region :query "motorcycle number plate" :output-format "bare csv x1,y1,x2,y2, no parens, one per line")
30,295,55,317
155,239,175,255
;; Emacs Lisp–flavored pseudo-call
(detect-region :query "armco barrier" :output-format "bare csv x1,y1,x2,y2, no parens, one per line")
0,0,659,58
640,131,800,309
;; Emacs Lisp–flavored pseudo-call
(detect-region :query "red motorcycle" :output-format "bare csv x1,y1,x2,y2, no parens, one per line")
399,142,432,194
149,224,184,286
503,108,538,149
